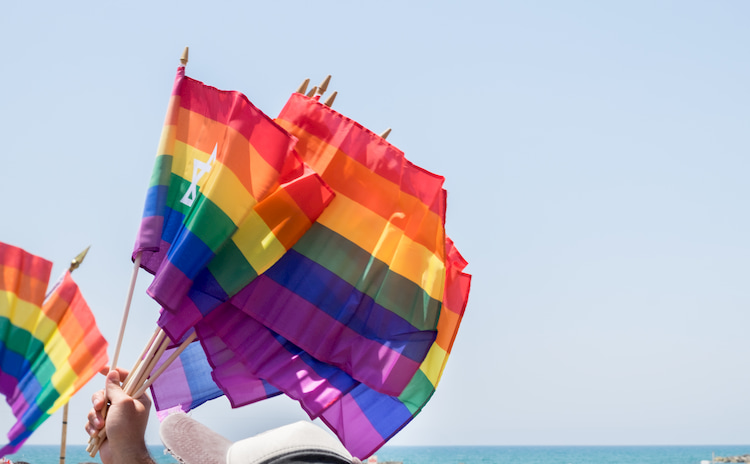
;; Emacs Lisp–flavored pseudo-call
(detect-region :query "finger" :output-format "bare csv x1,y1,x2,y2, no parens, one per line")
91,389,106,409
105,370,130,403
98,366,129,378
135,390,152,410
110,367,130,379
87,408,103,429
85,420,100,436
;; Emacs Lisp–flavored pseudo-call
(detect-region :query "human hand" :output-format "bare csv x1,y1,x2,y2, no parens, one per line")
85,368,155,464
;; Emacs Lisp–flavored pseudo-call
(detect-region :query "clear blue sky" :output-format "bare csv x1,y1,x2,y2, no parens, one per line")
1,0,749,449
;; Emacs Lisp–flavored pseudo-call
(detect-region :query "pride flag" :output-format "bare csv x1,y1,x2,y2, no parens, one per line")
134,67,333,340
232,93,451,396
149,92,471,458
0,243,108,455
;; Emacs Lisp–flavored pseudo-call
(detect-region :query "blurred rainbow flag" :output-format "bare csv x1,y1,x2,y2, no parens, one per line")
0,242,108,455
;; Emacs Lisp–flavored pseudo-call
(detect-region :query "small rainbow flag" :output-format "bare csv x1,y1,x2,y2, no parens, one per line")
134,67,333,339
0,242,108,455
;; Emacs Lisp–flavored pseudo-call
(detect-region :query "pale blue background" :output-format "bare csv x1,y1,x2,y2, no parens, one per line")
0,0,748,449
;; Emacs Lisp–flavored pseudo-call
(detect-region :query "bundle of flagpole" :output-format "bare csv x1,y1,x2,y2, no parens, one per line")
86,47,393,457
85,252,198,456
295,72,391,138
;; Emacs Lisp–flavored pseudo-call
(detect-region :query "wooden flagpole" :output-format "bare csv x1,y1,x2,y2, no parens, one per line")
59,246,90,464
317,75,331,95
89,46,191,457
85,249,145,450
296,78,310,94
110,252,141,372
86,200,142,455
323,91,338,107
106,43,186,374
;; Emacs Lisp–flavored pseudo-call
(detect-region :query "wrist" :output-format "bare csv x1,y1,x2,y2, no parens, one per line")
107,443,155,464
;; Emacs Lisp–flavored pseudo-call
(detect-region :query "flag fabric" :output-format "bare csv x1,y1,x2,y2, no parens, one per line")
0,243,108,455
133,67,333,341
149,93,471,458
232,93,451,396
152,237,469,459
315,238,470,457
149,338,280,420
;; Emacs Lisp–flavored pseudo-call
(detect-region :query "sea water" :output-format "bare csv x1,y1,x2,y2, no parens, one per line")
3,445,179,464
374,446,750,464
5,444,749,464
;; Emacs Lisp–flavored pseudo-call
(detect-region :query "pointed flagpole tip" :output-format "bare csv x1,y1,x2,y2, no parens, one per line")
380,128,392,140
306,86,318,98
296,78,310,94
318,75,332,94
69,246,91,272
323,91,337,107
180,47,189,66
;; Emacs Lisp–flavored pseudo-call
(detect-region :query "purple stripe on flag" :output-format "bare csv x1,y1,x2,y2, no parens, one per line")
0,347,42,418
158,298,203,342
147,260,196,313
200,336,280,408
0,370,19,397
198,304,355,414
230,274,426,396
134,217,167,271
167,296,436,460
0,428,31,456
319,393,385,459
135,203,186,273
150,342,224,416
210,359,280,408
133,215,165,251
0,373,30,420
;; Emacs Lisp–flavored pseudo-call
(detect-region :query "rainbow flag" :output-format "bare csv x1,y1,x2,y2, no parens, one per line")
149,92,471,458
0,243,108,455
134,67,333,340
230,93,451,396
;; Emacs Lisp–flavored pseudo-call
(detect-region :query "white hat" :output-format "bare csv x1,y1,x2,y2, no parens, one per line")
159,413,356,464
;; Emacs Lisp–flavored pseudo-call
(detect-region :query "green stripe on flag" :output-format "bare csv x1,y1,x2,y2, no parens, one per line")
294,224,440,331
185,195,237,253
208,240,259,296
398,368,436,415
0,317,59,398
149,154,173,188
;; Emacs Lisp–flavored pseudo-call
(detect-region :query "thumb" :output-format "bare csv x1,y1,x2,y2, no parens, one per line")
105,370,130,403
